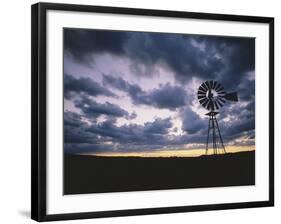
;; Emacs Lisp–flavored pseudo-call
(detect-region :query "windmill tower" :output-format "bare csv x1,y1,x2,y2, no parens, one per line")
197,81,238,155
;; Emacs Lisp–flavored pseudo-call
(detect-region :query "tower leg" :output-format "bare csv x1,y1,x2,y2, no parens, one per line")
214,117,226,153
205,118,211,155
205,113,226,155
211,115,217,155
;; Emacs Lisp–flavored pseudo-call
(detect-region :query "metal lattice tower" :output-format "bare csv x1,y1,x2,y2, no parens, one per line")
197,81,238,155
205,111,225,155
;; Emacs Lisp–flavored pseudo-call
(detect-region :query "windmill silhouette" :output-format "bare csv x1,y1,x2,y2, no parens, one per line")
197,81,238,155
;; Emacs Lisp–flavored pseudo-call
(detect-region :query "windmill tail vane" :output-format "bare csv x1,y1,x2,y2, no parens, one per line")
197,80,238,155
224,92,238,102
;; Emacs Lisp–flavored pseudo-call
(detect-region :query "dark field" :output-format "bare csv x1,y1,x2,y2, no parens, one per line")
64,151,255,195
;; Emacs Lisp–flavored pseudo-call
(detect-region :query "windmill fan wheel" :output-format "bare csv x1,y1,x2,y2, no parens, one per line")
197,80,227,111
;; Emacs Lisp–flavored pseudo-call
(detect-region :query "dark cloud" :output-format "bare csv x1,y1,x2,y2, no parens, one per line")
64,126,98,144
174,132,206,145
215,97,255,142
64,111,84,127
220,111,255,139
143,117,173,135
125,33,225,82
181,107,206,134
64,28,254,88
64,112,174,153
65,143,115,154
64,29,255,107
102,73,143,97
87,117,173,144
237,74,255,102
64,28,130,62
218,39,255,90
65,29,222,80
103,74,187,109
190,36,255,88
147,83,187,109
64,74,115,99
64,111,98,145
64,107,254,153
74,95,132,119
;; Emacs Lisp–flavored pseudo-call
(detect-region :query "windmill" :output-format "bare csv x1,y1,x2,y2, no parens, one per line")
197,80,238,155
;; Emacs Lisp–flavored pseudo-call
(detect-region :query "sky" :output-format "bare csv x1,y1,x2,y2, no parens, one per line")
63,28,255,156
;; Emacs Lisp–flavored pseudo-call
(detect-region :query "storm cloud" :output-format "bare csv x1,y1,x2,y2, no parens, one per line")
64,73,115,99
181,107,206,134
64,111,174,153
102,74,187,109
74,95,135,119
64,28,130,62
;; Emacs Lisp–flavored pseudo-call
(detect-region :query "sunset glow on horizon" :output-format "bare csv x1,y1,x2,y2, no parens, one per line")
80,145,255,158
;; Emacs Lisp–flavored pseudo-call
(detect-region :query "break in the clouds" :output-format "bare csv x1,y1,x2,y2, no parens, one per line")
63,28,255,154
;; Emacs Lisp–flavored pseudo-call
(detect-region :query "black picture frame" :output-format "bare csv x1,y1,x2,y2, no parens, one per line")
31,2,274,222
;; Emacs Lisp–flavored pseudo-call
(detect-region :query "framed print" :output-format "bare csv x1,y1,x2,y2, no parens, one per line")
31,2,274,222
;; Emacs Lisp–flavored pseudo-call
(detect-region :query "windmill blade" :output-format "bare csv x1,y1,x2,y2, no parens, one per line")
199,97,208,107
214,100,219,110
218,91,226,95
199,97,208,104
216,85,224,92
199,85,207,92
202,99,209,108
198,94,206,100
213,81,218,90
218,91,226,96
217,97,226,104
216,99,224,107
197,92,206,95
206,100,211,110
200,98,209,107
202,82,208,91
197,95,206,100
210,80,214,89
217,89,226,94
205,81,211,89
214,82,221,91
224,92,238,102
197,93,206,97
197,90,206,95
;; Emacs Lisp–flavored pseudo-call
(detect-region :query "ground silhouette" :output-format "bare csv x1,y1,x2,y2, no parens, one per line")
64,151,255,195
